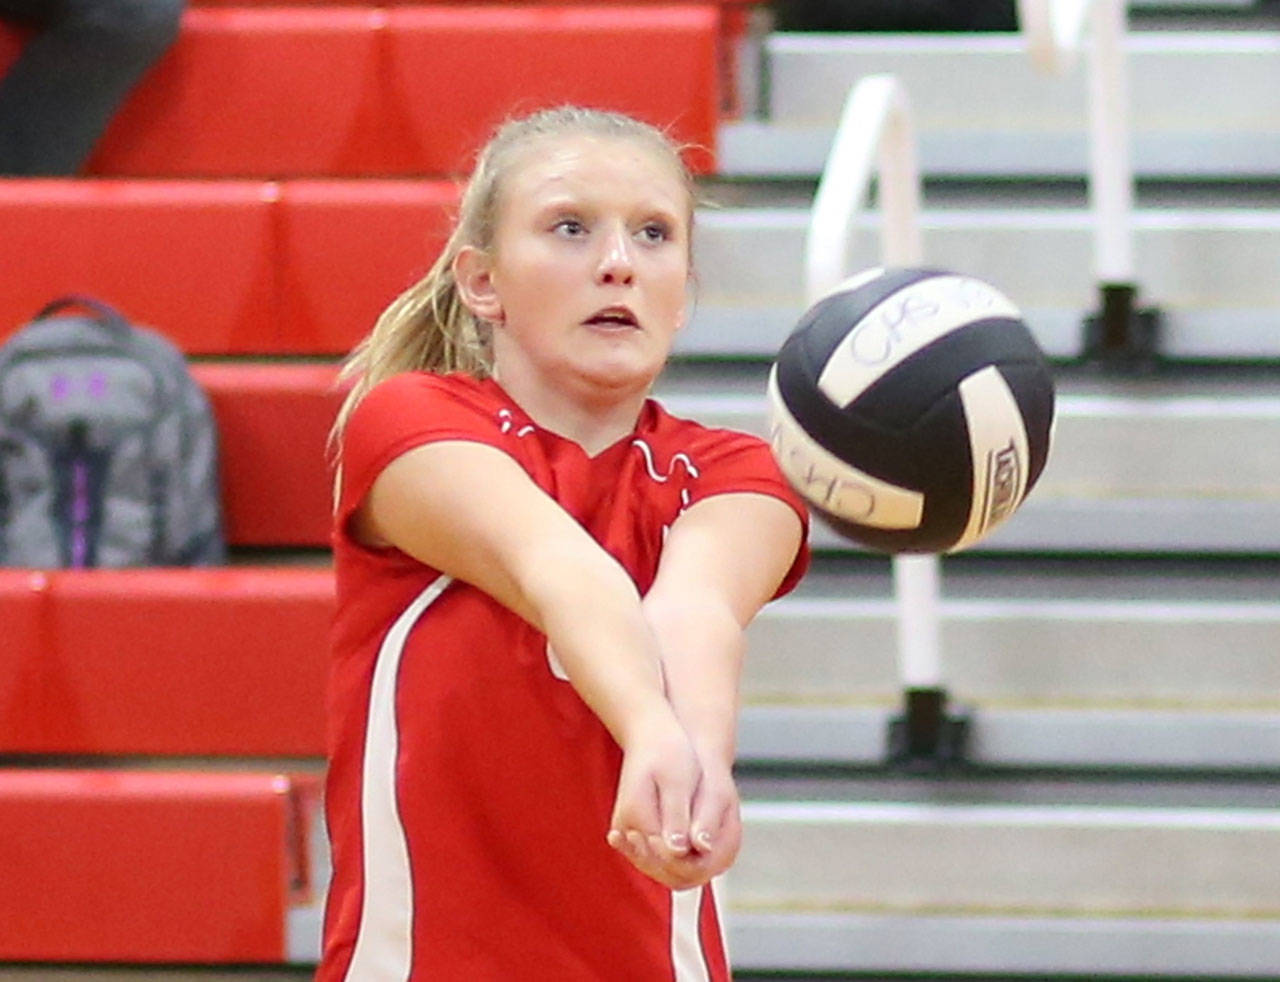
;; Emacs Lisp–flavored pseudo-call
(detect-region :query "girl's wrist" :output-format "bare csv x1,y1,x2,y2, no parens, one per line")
615,692,683,752
690,735,735,772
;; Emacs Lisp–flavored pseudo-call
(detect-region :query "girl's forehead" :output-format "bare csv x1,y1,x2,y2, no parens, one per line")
500,133,689,209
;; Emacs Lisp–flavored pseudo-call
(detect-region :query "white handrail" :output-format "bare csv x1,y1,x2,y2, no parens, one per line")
803,74,941,696
1019,0,1092,73
1019,0,1135,285
805,75,922,301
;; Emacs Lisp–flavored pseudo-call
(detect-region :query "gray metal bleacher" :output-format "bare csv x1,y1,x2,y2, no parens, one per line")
687,203,1280,360
719,29,1280,179
659,3,1280,977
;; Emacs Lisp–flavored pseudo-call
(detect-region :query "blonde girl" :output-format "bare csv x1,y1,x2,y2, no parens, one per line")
320,106,808,982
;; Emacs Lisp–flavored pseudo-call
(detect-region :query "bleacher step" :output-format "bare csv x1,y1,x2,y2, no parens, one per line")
738,704,1280,770
725,31,1280,178
688,206,1280,360
655,375,1280,553
725,909,1280,976
748,593,1279,707
283,777,1280,973
0,770,321,963
722,797,1280,974
740,551,1280,768
730,799,1280,913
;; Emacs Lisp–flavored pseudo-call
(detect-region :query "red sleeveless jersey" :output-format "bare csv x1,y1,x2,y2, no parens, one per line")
319,372,809,982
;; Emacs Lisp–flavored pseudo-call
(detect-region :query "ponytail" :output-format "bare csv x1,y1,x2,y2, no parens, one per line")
327,219,496,503
331,232,491,436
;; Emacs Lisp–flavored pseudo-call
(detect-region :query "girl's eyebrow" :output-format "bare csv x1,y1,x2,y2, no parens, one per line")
529,191,685,228
531,196,591,218
642,204,683,224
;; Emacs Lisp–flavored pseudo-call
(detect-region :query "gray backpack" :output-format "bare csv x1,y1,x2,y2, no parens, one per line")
0,297,226,568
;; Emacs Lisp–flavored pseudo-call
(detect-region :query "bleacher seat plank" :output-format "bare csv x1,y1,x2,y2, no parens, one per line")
194,362,343,547
0,180,457,356
86,8,393,179
726,800,1280,974
723,32,1280,179
12,6,722,178
657,382,1280,553
0,180,275,354
0,572,46,744
382,6,720,174
0,569,332,756
0,769,318,962
687,206,1280,360
277,180,456,352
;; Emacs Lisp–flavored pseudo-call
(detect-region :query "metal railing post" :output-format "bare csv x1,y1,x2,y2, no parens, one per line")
804,74,964,771
1018,0,1160,367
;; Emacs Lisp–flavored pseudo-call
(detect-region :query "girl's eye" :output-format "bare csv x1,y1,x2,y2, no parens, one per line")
638,222,670,243
554,218,586,237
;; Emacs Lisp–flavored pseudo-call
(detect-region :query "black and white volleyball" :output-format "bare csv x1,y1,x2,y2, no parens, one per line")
767,267,1056,554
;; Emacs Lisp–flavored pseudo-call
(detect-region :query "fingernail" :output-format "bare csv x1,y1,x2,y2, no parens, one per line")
626,830,644,852
666,832,688,851
607,830,622,850
695,830,713,848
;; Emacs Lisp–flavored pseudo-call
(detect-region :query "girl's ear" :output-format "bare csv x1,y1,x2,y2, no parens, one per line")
454,246,504,322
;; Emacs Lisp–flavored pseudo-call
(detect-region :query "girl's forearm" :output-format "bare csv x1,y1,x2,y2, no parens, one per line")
643,597,745,768
531,552,675,750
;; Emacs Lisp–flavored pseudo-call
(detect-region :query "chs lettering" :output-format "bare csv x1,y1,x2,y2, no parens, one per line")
850,277,1001,366
770,422,875,520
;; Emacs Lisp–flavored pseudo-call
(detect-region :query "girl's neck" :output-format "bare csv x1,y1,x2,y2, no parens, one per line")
493,370,650,457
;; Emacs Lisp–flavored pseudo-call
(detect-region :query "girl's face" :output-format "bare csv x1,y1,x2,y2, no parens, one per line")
459,133,692,402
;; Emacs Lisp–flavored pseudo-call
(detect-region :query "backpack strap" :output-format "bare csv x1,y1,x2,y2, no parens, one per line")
31,295,132,336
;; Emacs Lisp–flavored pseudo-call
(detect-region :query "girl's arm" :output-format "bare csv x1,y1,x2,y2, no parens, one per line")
358,439,699,869
638,491,804,885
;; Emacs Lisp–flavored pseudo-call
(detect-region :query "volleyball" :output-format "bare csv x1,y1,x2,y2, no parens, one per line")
767,267,1056,554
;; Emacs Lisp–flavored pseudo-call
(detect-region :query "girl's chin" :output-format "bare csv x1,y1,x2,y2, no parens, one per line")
573,357,664,394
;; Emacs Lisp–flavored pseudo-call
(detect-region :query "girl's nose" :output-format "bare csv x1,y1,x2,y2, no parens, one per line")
596,227,635,286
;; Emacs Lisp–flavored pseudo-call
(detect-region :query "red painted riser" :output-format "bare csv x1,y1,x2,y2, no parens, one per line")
0,7,721,178
0,568,333,756
0,769,321,962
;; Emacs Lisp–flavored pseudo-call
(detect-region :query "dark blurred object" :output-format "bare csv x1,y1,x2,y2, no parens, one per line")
0,0,185,175
773,0,1018,31
1082,283,1164,374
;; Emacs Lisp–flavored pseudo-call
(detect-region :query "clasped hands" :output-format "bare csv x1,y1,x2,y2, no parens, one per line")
607,706,741,891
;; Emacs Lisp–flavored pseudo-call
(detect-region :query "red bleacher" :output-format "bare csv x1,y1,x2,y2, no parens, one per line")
0,0,752,966
277,180,457,352
0,180,278,353
0,568,332,756
194,361,343,547
0,179,457,354
0,6,723,179
0,769,320,961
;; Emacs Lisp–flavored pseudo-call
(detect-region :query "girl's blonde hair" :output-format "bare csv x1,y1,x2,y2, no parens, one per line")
329,105,697,477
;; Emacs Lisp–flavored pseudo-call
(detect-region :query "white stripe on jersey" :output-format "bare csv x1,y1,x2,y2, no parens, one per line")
345,576,453,982
671,886,711,982
632,438,700,483
710,876,730,964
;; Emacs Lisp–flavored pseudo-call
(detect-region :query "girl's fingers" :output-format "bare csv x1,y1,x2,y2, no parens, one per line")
690,779,732,854
610,822,714,890
626,829,648,861
689,797,721,853
649,830,688,860
656,772,695,858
